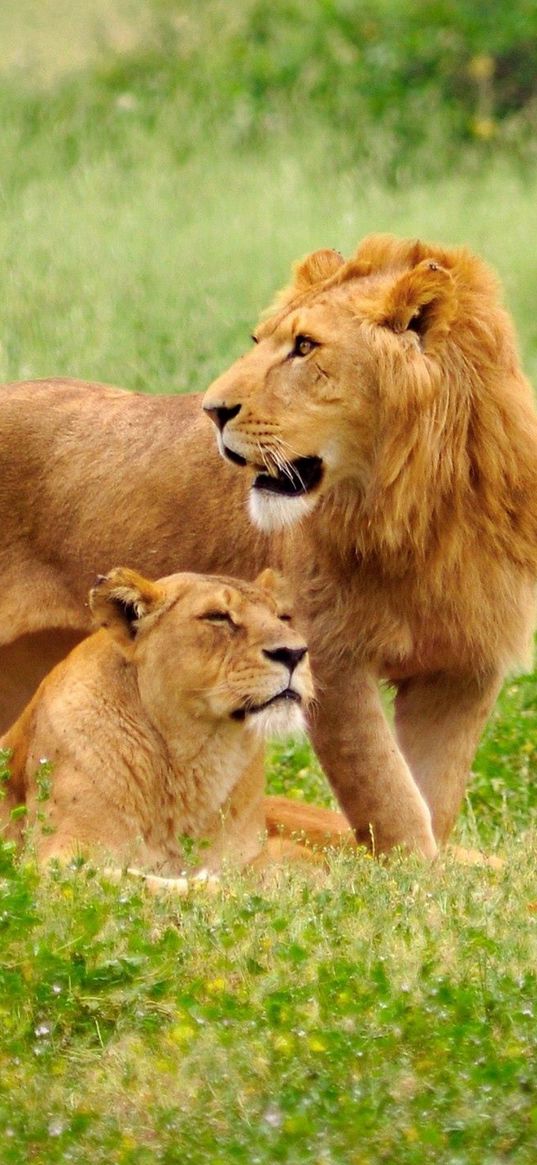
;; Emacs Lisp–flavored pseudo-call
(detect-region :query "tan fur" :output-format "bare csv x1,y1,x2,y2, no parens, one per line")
0,380,267,730
0,235,536,856
0,567,335,877
264,794,355,850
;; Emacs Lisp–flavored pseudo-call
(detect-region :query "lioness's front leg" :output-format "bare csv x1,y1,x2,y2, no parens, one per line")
200,749,267,872
394,670,503,843
309,664,437,858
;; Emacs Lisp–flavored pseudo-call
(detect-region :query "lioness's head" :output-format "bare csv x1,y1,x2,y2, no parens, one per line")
203,234,509,535
90,566,313,738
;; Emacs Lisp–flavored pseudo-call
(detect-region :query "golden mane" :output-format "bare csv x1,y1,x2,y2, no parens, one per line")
276,235,537,586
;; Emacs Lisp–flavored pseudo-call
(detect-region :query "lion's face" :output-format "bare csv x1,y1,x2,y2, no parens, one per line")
203,236,460,532
205,297,380,532
90,567,313,738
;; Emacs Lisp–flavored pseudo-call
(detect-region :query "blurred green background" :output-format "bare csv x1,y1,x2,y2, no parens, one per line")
1,0,537,392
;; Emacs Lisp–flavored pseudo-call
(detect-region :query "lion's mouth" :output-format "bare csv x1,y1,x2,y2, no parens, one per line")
222,445,248,468
220,437,323,499
231,687,302,722
253,456,324,498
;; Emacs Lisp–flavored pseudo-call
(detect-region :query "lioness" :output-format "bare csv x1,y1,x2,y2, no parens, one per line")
0,566,351,878
1,235,536,856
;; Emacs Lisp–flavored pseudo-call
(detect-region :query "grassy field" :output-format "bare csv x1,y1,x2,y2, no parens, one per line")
1,9,536,1163
0,838,536,1165
2,149,537,391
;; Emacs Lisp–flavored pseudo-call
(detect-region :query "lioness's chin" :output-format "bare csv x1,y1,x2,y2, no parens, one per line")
248,489,318,533
247,700,306,739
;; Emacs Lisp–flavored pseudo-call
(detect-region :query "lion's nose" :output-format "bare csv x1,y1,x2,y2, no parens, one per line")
263,645,307,675
204,402,241,432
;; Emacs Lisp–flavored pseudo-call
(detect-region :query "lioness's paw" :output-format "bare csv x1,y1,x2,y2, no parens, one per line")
102,865,221,896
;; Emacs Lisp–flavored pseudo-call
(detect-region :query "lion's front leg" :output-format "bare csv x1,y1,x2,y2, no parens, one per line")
309,666,437,858
394,670,503,843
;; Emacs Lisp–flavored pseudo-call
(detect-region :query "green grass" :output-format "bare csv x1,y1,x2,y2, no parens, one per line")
0,16,536,1163
1,838,536,1165
2,149,537,390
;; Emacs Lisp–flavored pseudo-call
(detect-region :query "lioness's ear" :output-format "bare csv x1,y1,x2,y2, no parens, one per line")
376,259,456,344
89,567,165,644
292,248,345,293
255,568,294,616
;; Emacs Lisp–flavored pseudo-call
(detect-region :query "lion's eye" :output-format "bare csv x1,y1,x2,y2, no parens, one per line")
279,613,292,623
292,334,318,358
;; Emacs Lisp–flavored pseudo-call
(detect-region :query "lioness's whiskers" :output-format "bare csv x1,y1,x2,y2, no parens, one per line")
188,681,237,696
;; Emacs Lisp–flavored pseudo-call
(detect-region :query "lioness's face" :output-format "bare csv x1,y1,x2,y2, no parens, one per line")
125,573,314,737
203,287,383,532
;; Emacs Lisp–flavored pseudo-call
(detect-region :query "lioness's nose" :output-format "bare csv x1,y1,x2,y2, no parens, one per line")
204,402,241,432
263,646,307,675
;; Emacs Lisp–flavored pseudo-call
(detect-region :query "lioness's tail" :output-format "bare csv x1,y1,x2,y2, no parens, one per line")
263,794,355,853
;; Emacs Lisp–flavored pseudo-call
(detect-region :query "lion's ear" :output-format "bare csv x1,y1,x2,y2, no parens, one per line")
89,567,165,645
377,259,456,344
292,248,345,293
265,249,345,317
255,568,294,617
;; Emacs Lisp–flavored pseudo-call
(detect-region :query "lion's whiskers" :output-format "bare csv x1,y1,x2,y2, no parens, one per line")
259,438,310,494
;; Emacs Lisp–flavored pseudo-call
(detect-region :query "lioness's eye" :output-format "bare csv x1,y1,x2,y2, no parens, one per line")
202,611,235,626
279,613,292,623
292,334,318,358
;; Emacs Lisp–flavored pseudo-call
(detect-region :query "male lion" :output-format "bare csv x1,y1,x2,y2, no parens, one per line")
1,235,536,856
203,235,537,856
0,566,351,880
